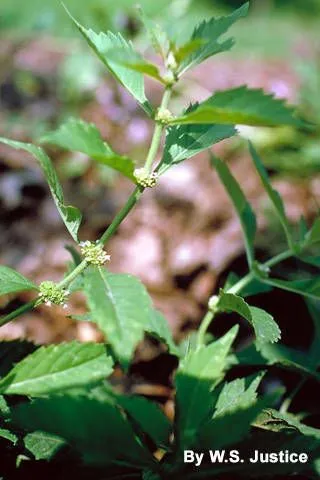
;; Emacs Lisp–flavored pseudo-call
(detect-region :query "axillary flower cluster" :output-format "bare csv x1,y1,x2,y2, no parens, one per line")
38,281,69,308
80,241,111,266
134,167,159,188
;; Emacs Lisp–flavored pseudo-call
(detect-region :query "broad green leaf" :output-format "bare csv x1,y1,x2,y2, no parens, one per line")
118,396,171,449
249,142,293,248
214,373,264,417
260,276,320,301
0,342,113,396
83,267,153,368
174,325,238,449
0,266,37,296
158,118,236,175
146,309,180,356
41,118,136,181
199,392,279,450
212,156,256,267
257,409,320,438
170,86,304,128
303,217,320,248
65,8,152,116
177,3,249,75
13,396,154,467
24,431,65,460
218,291,281,348
0,138,82,242
0,427,17,445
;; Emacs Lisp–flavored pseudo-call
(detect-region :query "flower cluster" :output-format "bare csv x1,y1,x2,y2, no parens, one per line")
155,107,175,124
134,168,158,188
38,281,69,308
80,241,111,266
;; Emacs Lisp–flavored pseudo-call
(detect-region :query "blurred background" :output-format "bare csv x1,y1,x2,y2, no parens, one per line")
0,0,319,402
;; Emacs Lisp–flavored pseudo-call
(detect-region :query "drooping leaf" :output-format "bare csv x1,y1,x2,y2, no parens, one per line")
214,373,264,417
170,86,304,128
83,267,154,368
0,138,82,242
249,142,293,248
13,396,154,467
145,309,180,356
118,395,171,449
177,3,249,75
158,117,236,175
0,266,37,296
41,118,136,181
174,325,238,449
24,431,66,460
0,342,113,396
218,291,281,348
212,156,256,267
65,8,152,116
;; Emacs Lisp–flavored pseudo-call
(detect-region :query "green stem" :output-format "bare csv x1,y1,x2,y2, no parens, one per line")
0,299,38,327
196,311,215,348
144,87,172,173
58,259,88,289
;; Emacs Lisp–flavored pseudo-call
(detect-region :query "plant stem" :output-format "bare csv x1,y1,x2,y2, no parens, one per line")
196,310,215,348
144,87,172,173
280,378,306,413
0,299,38,327
58,259,88,289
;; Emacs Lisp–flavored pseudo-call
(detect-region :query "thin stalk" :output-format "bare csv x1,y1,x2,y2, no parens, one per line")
280,378,306,413
58,259,88,289
196,311,215,348
0,299,38,327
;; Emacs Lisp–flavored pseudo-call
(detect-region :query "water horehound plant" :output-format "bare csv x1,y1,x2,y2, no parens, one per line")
0,3,319,479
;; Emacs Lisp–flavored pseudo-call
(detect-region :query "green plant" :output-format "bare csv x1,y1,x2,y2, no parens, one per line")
0,3,319,479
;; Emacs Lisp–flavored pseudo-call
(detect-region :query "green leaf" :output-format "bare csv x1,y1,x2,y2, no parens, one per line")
249,142,293,248
41,118,136,181
145,309,180,356
199,391,280,450
214,373,264,417
218,291,281,348
65,8,152,116
0,138,82,242
0,427,17,445
137,6,169,60
13,396,154,467
24,431,65,460
303,217,320,248
0,342,113,396
83,267,154,368
212,156,256,267
260,276,320,301
170,86,304,128
0,266,37,296
174,325,238,449
157,118,236,175
177,3,249,75
118,396,171,449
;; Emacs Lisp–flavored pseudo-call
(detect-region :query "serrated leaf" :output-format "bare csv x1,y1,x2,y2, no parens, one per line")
157,120,236,175
0,342,113,396
13,396,154,467
118,396,171,449
218,291,281,348
138,6,169,60
174,325,238,449
178,3,249,75
24,431,65,460
214,373,264,417
145,309,180,356
0,138,82,242
83,267,153,368
249,142,293,248
65,8,152,116
0,266,37,296
212,156,256,267
171,86,304,128
41,118,136,181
